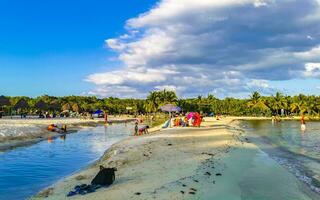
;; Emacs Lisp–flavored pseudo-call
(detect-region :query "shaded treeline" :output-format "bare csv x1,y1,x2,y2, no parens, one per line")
0,90,319,117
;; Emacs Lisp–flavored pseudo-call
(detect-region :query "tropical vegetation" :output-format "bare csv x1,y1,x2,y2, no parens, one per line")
0,90,320,117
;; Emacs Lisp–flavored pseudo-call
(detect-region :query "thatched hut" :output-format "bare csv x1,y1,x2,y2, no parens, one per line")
14,99,29,110
48,100,61,112
35,100,48,111
0,96,10,107
0,96,10,118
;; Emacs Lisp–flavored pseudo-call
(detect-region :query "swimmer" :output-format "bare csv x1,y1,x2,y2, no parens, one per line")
301,115,306,132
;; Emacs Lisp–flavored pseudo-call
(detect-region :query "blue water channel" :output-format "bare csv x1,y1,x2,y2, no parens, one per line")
0,123,134,200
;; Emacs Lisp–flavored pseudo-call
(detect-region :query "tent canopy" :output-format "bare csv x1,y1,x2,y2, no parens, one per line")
160,104,181,112
94,109,104,114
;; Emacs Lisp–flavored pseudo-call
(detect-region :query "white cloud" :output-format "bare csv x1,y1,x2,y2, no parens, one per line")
303,63,320,77
86,0,320,98
247,79,269,88
86,67,178,85
86,86,140,98
295,46,320,62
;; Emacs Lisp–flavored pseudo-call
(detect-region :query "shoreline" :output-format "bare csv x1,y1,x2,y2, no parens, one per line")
0,117,136,152
30,117,319,200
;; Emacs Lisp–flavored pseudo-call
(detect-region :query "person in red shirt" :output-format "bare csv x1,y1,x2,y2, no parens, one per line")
104,112,108,124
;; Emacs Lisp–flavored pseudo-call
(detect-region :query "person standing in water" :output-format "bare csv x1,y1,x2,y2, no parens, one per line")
301,115,306,131
104,112,108,125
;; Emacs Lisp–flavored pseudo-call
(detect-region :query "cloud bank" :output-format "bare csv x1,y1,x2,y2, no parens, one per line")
86,0,320,98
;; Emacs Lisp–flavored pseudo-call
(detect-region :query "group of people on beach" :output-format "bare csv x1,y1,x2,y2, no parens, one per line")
171,112,203,128
172,115,202,127
134,119,150,136
47,124,67,133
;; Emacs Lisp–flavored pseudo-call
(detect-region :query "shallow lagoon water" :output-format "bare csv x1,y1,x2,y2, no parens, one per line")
0,123,134,200
241,120,320,194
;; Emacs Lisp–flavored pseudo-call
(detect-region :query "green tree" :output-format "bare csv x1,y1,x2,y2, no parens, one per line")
247,92,269,115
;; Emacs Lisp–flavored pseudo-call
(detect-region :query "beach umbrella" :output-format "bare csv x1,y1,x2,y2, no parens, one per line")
0,96,10,107
14,99,29,110
186,112,196,119
160,104,181,112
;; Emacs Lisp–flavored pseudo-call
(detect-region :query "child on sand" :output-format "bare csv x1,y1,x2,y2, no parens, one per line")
134,122,139,136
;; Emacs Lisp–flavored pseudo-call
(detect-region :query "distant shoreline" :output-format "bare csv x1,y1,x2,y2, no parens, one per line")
0,115,314,152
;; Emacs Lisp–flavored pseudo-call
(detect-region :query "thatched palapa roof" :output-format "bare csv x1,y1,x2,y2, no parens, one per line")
0,96,10,107
35,100,48,111
14,99,29,110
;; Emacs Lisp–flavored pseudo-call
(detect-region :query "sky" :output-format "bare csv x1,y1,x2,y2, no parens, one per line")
1,0,320,99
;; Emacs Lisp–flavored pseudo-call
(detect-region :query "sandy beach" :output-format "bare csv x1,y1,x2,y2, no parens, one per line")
30,117,319,200
0,116,135,152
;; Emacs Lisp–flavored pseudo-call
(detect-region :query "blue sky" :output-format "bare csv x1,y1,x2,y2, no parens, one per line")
0,0,156,96
1,0,320,98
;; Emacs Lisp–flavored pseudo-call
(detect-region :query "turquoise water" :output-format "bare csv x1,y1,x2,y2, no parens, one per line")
241,120,320,194
0,123,134,200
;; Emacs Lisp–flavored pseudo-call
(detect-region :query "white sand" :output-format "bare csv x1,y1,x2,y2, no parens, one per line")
30,117,319,200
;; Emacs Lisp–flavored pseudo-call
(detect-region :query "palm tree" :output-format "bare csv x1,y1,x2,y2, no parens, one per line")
160,89,177,104
146,91,161,113
290,94,307,115
270,92,287,115
247,92,269,115
143,101,154,114
305,95,317,116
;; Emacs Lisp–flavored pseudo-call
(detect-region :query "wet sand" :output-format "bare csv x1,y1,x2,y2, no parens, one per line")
30,117,319,200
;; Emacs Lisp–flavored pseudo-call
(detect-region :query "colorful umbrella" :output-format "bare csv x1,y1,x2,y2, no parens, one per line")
160,104,181,112
186,112,196,119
